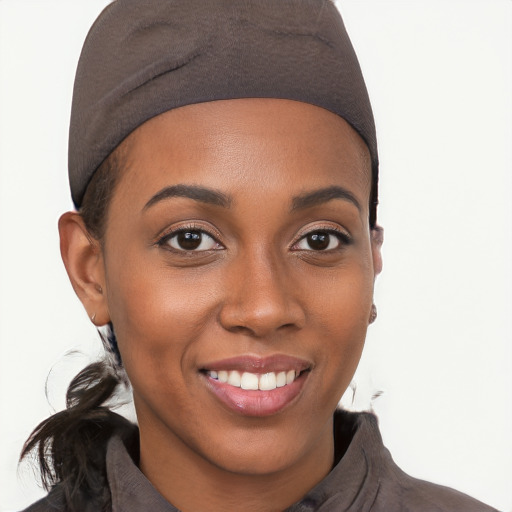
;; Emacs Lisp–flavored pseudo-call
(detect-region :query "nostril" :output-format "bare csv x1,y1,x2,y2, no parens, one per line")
228,325,254,335
218,278,306,336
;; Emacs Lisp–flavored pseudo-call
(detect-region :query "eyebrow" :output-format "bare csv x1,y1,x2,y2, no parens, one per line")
143,184,232,210
291,186,361,212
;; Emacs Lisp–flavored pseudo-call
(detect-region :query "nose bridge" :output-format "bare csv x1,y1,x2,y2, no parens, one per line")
219,245,304,337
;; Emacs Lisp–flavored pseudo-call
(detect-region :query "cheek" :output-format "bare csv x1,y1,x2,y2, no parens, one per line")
104,250,221,372
104,260,224,433
308,253,374,326
306,260,374,390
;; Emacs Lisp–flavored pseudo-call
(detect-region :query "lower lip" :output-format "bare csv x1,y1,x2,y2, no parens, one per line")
203,372,308,417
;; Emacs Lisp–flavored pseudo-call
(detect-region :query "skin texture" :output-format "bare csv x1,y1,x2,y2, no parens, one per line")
59,98,382,512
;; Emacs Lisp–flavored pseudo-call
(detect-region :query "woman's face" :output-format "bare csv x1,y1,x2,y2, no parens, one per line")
100,98,380,477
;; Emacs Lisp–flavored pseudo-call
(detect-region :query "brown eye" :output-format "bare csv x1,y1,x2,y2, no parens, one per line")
294,230,345,251
167,230,219,251
307,232,330,250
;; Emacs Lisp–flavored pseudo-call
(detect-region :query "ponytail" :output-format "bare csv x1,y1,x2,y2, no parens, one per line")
21,127,135,510
21,329,137,511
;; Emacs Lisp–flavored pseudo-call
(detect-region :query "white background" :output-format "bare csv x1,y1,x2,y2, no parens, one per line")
0,1,511,511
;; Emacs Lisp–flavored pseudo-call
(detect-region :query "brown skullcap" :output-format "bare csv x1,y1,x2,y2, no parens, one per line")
69,0,379,225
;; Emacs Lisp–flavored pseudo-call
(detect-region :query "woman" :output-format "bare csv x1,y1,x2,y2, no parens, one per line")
12,0,504,511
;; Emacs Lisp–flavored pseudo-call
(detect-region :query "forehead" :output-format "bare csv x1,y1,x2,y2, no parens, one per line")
113,98,371,208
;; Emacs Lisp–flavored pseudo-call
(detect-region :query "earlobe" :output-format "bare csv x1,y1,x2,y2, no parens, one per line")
58,212,110,325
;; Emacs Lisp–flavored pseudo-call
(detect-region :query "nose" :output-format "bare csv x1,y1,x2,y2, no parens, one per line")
218,250,306,338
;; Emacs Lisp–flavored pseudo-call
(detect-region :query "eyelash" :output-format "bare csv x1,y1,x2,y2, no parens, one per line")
291,226,352,252
156,223,223,253
155,224,351,253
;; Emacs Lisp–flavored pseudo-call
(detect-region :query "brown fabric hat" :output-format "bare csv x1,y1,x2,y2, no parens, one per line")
69,0,378,224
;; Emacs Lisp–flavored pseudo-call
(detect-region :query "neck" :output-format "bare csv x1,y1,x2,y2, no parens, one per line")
138,418,335,512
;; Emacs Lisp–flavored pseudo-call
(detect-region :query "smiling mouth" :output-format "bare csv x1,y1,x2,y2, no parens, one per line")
199,355,311,416
205,369,302,391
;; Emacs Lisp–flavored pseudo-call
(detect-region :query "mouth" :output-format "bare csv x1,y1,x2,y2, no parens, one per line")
204,369,302,391
199,355,311,417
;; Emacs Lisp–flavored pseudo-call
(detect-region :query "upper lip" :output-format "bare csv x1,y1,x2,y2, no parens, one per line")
200,354,312,373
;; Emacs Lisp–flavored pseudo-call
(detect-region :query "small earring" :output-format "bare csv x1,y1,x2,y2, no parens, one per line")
95,284,103,294
91,312,96,323
369,304,377,324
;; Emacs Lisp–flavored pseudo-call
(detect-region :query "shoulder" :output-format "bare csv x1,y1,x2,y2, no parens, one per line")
376,462,499,512
20,486,66,512
20,483,111,512
323,410,500,512
351,412,500,512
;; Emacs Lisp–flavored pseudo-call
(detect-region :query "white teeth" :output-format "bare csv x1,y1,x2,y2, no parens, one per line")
207,369,301,391
241,372,259,390
227,370,241,387
259,372,277,391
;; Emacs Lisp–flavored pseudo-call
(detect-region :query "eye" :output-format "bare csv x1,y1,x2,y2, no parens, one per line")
293,230,348,251
165,229,221,252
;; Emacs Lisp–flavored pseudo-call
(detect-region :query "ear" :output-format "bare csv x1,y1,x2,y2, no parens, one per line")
58,212,110,326
370,225,383,278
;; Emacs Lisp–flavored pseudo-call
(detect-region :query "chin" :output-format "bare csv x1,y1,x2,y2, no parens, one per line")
204,436,309,476
189,410,332,477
